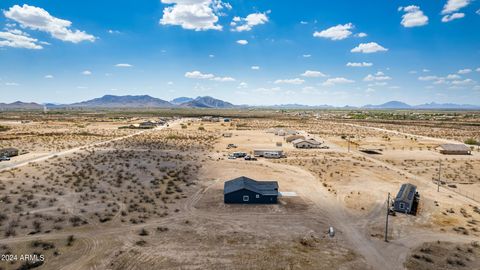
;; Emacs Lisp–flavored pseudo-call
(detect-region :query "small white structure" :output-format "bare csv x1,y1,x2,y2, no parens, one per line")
253,149,284,158
292,138,322,149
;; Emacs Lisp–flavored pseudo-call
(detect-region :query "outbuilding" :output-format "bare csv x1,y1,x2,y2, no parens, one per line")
292,138,322,149
286,135,305,143
393,183,419,215
224,176,278,204
0,148,19,157
253,149,284,158
437,144,471,155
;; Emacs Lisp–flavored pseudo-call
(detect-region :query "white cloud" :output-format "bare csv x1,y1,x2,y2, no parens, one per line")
231,12,269,32
0,30,43,49
159,0,229,31
322,77,354,86
363,72,392,81
251,66,260,70
302,54,311,58
167,81,174,85
185,70,235,82
212,76,235,82
107,29,121,34
313,23,354,40
422,69,430,72
346,62,373,67
5,82,19,86
442,13,465,22
356,32,367,38
82,70,92,75
418,75,441,81
476,67,480,72
237,82,248,88
446,74,461,79
301,70,326,77
44,74,54,79
368,82,388,87
274,78,305,85
185,70,214,79
236,39,248,45
115,63,133,68
253,87,281,94
451,79,476,85
458,68,472,74
442,0,471,15
398,5,429,27
4,4,96,43
477,9,480,15
351,42,388,53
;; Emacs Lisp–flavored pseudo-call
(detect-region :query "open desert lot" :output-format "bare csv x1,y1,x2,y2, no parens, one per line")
1,110,480,270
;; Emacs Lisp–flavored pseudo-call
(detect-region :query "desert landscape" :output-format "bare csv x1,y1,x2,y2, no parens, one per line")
0,110,479,270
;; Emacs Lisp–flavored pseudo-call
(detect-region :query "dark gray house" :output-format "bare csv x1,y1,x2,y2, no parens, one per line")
393,183,418,215
224,176,278,204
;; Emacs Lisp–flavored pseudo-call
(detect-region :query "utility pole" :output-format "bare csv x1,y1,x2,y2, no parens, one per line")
437,160,442,192
385,192,390,242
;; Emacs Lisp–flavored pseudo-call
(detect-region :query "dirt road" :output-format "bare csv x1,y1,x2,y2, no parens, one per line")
0,119,184,173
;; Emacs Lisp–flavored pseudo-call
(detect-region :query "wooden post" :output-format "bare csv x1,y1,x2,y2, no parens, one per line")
385,192,390,242
437,160,442,192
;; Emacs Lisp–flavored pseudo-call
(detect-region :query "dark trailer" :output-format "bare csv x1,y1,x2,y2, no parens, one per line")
393,183,419,215
224,176,278,204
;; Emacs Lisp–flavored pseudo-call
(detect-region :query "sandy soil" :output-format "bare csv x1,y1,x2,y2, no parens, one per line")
0,114,479,270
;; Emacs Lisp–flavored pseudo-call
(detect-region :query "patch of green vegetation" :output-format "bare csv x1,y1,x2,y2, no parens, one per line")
0,125,11,132
464,138,479,145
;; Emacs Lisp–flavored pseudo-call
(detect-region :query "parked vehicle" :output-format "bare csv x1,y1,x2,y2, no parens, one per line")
226,144,237,149
0,156,10,161
244,155,257,161
232,152,247,158
227,155,236,160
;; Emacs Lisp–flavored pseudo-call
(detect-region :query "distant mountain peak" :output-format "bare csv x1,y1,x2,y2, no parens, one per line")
170,97,194,105
181,96,235,108
69,94,173,108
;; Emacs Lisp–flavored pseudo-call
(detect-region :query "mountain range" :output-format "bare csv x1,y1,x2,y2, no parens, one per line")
1,96,479,110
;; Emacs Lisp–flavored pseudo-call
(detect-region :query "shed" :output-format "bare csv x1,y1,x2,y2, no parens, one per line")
393,183,418,215
253,149,284,157
292,138,322,149
286,135,305,143
224,176,278,204
0,148,19,157
437,144,471,155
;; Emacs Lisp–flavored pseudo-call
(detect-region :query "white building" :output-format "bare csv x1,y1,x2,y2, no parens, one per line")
292,138,322,149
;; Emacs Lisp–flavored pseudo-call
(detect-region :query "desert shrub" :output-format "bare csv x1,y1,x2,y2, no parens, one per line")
464,138,479,145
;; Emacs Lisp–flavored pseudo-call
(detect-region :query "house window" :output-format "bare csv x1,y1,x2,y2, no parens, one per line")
256,194,260,199
243,195,249,202
399,202,405,209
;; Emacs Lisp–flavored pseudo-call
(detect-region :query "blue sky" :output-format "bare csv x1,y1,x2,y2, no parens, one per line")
0,0,479,106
